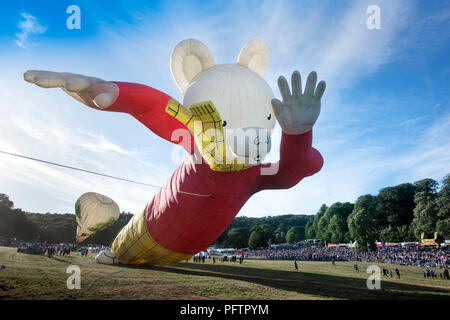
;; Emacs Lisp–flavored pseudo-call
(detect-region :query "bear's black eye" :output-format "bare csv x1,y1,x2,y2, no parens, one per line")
267,114,272,120
222,120,227,127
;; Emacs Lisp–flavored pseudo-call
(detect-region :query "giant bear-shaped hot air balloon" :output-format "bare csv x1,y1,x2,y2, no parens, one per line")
24,39,326,265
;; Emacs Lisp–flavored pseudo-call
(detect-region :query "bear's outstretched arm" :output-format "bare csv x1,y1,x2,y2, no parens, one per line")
252,71,325,192
107,82,193,153
253,129,323,192
23,70,193,153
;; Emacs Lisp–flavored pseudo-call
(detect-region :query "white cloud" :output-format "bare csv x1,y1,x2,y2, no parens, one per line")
14,13,47,49
397,112,450,181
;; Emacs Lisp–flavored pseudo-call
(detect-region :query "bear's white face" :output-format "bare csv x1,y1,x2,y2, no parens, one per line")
184,64,275,131
171,39,275,165
183,64,275,164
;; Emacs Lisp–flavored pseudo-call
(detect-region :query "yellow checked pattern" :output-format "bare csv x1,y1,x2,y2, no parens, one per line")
165,99,251,172
111,205,192,265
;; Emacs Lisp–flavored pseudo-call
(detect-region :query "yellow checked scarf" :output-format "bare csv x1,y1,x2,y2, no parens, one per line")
165,99,252,172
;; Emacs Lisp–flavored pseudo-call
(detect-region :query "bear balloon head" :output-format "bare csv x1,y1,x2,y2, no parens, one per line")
170,39,276,167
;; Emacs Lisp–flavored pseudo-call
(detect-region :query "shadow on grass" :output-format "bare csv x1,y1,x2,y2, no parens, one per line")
122,262,449,300
52,257,75,264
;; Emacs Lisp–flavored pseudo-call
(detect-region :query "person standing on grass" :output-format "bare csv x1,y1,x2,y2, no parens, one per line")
395,268,400,279
294,259,298,271
443,268,449,280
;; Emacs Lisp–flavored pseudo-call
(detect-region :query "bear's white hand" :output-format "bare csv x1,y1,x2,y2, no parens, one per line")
24,70,119,109
272,71,326,135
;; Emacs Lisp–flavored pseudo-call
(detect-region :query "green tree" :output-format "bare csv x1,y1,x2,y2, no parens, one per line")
411,185,438,239
375,183,416,229
248,224,273,249
227,227,250,248
305,216,315,239
312,204,327,237
436,219,450,239
397,225,414,241
318,202,353,244
215,214,311,247
317,214,331,243
348,209,376,250
379,225,414,242
414,178,439,194
27,213,76,243
0,194,14,237
248,230,264,249
286,226,303,244
436,174,450,238
328,214,349,243
274,231,286,243
12,209,37,241
273,223,288,243
353,194,377,216
0,194,14,209
274,223,289,243
379,225,396,242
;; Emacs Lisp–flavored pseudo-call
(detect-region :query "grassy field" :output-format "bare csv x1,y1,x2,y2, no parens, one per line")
0,246,449,300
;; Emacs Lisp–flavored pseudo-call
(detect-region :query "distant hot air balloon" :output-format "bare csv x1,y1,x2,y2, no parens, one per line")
75,192,120,243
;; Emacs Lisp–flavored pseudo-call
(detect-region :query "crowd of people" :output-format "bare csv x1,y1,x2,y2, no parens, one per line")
2,236,449,272
0,237,102,258
191,255,206,263
245,245,449,269
423,267,449,279
186,253,246,264
17,242,75,257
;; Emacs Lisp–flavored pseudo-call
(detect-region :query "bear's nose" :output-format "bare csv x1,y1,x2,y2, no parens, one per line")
228,127,271,164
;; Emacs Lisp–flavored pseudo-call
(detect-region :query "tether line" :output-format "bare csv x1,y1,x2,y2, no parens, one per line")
0,150,212,197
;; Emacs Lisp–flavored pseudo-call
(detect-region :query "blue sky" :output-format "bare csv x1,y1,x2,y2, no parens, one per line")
0,0,449,217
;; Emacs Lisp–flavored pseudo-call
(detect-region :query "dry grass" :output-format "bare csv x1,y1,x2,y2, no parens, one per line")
0,246,449,300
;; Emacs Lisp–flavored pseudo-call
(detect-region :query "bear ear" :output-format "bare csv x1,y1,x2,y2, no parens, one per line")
170,39,215,94
237,39,269,76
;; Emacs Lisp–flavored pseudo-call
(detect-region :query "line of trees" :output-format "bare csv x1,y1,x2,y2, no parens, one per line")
0,192,311,248
0,194,132,245
214,215,311,249
305,175,450,250
1,174,448,250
